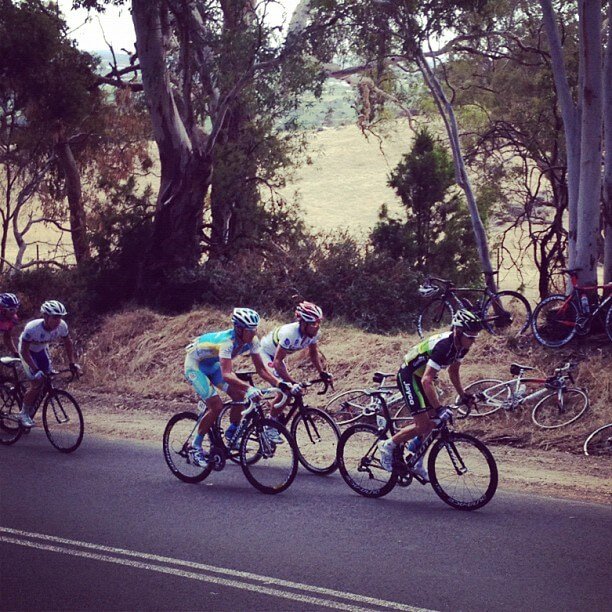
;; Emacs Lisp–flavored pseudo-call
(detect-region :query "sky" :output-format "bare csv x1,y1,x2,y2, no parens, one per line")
58,1,300,53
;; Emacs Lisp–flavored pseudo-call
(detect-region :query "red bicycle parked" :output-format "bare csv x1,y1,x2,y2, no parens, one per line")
532,268,612,347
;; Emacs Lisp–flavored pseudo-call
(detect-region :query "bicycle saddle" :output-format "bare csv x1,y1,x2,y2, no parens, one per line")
510,363,535,375
236,370,255,383
373,371,394,383
0,357,20,367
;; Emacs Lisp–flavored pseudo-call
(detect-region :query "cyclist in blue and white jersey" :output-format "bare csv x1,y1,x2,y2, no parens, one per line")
18,300,80,427
377,309,483,481
260,301,332,421
185,307,288,467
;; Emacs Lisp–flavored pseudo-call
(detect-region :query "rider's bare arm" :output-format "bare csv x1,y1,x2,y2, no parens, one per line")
308,343,325,374
3,329,17,356
220,357,252,391
421,365,442,410
19,339,38,372
251,352,281,387
62,334,77,365
272,346,296,383
447,362,464,398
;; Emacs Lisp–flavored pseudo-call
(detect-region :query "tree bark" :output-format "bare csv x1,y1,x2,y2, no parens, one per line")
132,0,210,283
573,0,602,287
603,0,612,287
416,52,497,292
540,0,581,270
55,139,90,264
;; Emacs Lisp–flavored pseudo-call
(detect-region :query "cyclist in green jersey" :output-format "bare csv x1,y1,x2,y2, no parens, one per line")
378,309,482,481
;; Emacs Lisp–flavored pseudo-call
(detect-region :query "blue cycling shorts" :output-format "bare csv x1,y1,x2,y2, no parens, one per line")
184,356,229,401
21,349,51,381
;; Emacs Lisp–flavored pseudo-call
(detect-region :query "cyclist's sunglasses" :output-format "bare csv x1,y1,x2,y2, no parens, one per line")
462,331,480,339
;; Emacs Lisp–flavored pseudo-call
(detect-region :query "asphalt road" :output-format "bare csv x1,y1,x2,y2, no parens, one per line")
1,431,610,611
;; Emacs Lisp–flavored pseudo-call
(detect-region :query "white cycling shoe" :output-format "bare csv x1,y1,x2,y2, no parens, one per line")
377,440,395,472
411,460,430,483
263,426,283,445
18,412,34,428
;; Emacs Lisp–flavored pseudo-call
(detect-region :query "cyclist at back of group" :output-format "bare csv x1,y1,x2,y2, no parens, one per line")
184,307,290,468
260,301,332,422
0,292,21,357
378,309,483,481
18,300,81,427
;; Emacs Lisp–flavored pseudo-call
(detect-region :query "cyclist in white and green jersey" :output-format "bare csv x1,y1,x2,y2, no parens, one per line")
378,309,483,481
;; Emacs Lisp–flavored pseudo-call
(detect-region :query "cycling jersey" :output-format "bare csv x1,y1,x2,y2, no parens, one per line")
184,329,261,401
19,319,69,353
19,319,69,379
402,331,468,376
398,331,469,415
260,322,319,361
0,313,18,332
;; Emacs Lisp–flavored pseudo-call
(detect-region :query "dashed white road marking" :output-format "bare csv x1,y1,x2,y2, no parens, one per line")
0,527,433,612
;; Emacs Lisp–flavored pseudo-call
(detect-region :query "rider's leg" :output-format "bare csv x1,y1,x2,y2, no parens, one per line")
19,349,50,424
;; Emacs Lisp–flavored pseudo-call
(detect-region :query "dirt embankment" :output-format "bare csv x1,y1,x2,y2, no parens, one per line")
73,307,611,504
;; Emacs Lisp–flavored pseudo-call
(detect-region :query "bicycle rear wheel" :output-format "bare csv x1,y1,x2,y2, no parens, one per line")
532,295,578,347
337,424,397,498
0,384,22,445
42,390,84,453
455,379,508,418
291,407,339,475
418,298,453,338
163,412,213,483
531,388,588,429
483,291,531,337
428,433,498,511
240,418,298,494
583,424,612,456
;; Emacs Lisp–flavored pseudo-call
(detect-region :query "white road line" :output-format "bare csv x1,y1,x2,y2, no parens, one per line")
0,527,432,612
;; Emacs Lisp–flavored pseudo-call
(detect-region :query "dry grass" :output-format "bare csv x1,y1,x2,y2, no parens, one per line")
81,305,611,454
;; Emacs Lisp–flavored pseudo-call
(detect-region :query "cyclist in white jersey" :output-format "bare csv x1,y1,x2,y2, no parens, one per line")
18,300,80,427
260,301,332,422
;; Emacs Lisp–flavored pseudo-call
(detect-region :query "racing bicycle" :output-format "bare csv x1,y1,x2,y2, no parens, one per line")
337,393,498,510
0,357,84,453
163,388,299,494
417,272,531,338
218,372,340,475
324,371,411,429
456,362,589,429
583,424,612,457
531,268,612,347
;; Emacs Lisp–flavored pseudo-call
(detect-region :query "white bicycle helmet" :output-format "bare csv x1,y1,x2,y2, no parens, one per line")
231,307,260,329
0,293,20,309
295,301,323,323
451,309,483,334
418,284,439,298
40,300,68,316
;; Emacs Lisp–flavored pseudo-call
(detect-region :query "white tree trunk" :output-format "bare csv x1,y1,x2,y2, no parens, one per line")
603,0,612,286
540,0,581,269
416,52,496,292
574,0,603,287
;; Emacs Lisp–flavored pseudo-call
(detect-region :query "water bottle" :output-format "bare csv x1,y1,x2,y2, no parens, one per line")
376,414,387,430
580,294,590,314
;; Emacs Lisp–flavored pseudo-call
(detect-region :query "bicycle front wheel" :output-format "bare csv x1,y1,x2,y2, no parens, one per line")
163,412,213,483
428,433,498,511
583,424,612,456
0,384,22,445
240,418,298,494
455,379,508,418
337,424,397,498
42,390,84,453
418,298,453,338
483,290,531,337
532,295,578,347
291,408,339,475
531,388,589,429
